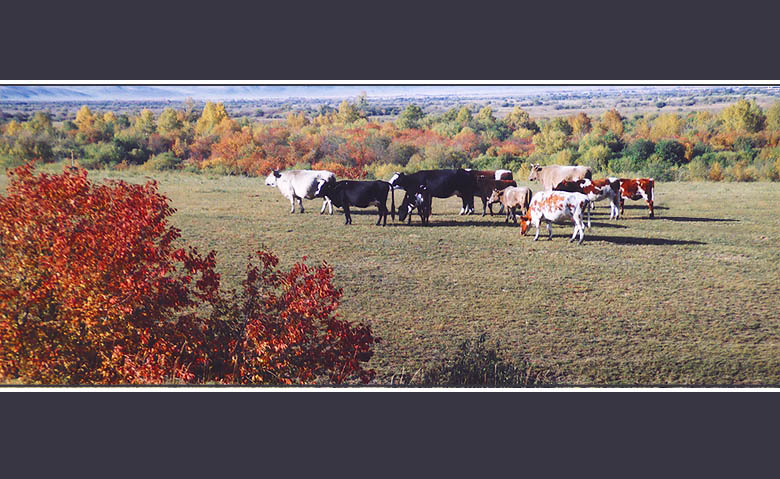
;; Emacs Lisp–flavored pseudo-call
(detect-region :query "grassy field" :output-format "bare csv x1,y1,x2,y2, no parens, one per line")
3,167,780,385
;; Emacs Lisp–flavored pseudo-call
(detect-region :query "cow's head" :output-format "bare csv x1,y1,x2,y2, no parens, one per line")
265,170,282,186
519,212,531,236
314,178,327,197
398,191,414,222
487,188,503,206
315,180,334,198
528,163,542,181
389,172,404,189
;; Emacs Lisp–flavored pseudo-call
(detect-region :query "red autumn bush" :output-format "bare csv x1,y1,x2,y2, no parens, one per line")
0,164,378,385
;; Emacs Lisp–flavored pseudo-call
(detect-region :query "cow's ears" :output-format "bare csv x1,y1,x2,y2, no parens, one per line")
273,170,281,178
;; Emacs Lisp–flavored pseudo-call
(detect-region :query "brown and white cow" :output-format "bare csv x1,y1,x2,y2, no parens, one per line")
528,164,593,191
610,177,655,218
474,176,517,216
487,186,532,223
520,191,590,244
553,177,620,228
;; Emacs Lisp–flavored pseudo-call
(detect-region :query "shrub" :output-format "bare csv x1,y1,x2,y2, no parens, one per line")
419,333,557,386
641,157,676,181
141,152,182,171
79,142,122,169
726,160,757,182
654,139,687,165
709,161,724,181
364,162,402,180
687,157,710,181
625,139,656,162
607,156,642,176
0,164,379,385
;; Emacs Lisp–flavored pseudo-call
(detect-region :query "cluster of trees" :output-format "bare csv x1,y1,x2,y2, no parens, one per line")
3,97,780,182
0,164,379,385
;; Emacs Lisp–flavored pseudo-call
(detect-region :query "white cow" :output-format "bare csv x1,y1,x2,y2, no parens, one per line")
265,169,336,214
520,191,590,244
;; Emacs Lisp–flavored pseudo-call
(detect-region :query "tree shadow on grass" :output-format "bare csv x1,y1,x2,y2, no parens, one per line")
585,235,706,246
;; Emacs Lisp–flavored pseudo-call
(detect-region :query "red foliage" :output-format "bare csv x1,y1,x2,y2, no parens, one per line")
0,164,379,385
312,161,366,179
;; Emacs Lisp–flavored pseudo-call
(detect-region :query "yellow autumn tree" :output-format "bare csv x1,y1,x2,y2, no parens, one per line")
286,111,310,129
4,120,22,136
75,105,96,133
157,108,182,136
598,109,624,136
335,100,363,125
720,98,765,133
135,109,157,135
195,102,229,136
568,112,592,138
651,113,684,139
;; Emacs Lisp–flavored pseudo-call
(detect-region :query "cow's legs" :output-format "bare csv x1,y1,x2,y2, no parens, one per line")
570,220,582,243
587,201,592,229
288,196,296,213
343,204,351,224
294,195,304,213
533,222,540,241
546,220,553,240
619,198,625,217
377,202,388,226
648,199,654,218
320,197,332,214
610,196,620,220
481,196,488,216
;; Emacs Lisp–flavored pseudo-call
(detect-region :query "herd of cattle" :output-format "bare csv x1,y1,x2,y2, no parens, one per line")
264,165,655,245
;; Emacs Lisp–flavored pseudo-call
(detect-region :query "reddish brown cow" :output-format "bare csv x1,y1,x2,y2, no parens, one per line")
611,178,655,218
474,176,517,216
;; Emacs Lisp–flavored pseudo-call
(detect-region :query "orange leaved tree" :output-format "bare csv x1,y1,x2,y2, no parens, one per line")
0,164,378,385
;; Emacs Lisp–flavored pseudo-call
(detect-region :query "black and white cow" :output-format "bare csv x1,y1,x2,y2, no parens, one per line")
265,169,336,214
388,169,477,216
398,184,432,225
316,180,396,225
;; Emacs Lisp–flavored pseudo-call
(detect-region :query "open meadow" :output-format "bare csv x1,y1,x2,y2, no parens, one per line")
3,167,780,385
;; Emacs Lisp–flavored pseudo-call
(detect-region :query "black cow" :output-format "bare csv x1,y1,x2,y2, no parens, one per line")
399,184,432,225
389,169,477,216
316,180,395,225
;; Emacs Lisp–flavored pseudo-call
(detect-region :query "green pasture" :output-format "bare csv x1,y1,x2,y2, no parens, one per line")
3,167,780,385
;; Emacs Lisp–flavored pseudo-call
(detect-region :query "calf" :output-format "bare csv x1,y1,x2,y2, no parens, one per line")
399,185,432,225
474,176,517,216
553,177,620,228
520,191,590,244
487,186,532,223
316,180,395,225
265,169,336,214
610,177,655,218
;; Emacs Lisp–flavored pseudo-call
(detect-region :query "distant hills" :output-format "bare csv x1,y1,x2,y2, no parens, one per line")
0,84,682,102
